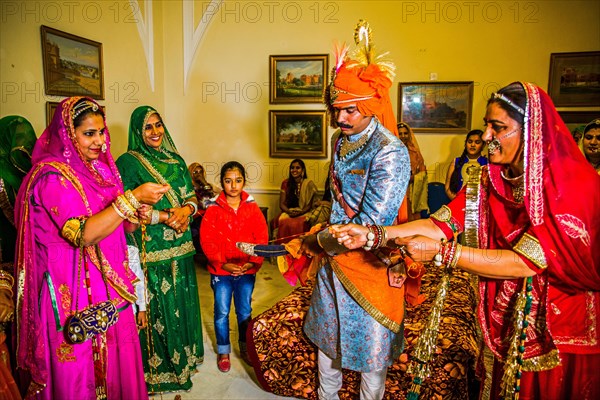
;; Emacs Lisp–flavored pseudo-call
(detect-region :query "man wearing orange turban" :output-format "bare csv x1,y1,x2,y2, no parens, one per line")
301,20,411,399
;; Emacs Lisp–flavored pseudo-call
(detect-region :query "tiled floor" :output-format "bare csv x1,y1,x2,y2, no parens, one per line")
174,257,297,400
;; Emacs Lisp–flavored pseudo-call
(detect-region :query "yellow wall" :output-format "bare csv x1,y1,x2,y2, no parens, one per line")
0,0,166,156
2,0,599,219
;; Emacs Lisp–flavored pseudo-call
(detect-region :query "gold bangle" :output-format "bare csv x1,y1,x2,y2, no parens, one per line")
0,270,14,284
61,217,87,247
0,281,13,292
0,288,14,299
112,202,128,219
116,195,136,216
124,190,141,210
113,195,138,223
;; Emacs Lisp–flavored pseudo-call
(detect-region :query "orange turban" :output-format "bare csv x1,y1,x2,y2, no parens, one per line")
325,21,398,136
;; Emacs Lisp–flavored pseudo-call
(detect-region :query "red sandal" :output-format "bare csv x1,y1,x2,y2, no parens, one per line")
217,354,230,373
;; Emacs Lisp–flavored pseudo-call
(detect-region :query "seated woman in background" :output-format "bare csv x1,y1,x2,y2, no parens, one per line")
580,119,600,173
274,159,318,242
397,122,428,220
304,174,332,228
445,129,487,201
571,124,585,143
189,162,218,209
188,162,218,257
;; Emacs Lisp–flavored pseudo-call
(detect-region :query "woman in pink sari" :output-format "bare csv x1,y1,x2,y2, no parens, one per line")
14,97,168,399
332,82,600,399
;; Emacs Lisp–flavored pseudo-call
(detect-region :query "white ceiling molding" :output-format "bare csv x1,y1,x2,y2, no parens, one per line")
130,0,154,91
183,0,222,93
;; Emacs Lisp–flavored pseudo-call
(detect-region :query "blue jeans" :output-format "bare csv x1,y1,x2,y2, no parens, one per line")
210,273,256,354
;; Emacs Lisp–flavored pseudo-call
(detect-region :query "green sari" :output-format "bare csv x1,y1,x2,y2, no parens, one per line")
116,106,203,392
0,116,36,262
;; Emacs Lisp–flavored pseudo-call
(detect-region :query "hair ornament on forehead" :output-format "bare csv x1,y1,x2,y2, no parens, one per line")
491,92,525,116
72,100,99,121
583,118,600,134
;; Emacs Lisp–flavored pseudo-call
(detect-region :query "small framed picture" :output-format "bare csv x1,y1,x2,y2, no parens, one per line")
558,110,599,141
398,81,474,133
45,101,59,126
269,110,327,158
41,25,104,99
548,51,600,107
269,54,328,104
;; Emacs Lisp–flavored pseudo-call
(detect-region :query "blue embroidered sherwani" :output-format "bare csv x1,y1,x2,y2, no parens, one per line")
304,118,411,372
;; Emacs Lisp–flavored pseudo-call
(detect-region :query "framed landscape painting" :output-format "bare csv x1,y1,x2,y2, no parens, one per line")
548,51,600,107
398,81,474,133
270,54,328,104
41,25,104,99
269,110,327,158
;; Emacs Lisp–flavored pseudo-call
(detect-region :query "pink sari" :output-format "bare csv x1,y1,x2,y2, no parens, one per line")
14,98,147,399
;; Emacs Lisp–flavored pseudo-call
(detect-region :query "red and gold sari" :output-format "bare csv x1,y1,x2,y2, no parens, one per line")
432,82,600,399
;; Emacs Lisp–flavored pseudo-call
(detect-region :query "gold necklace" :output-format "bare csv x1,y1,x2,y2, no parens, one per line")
339,133,369,160
500,169,524,182
501,170,524,203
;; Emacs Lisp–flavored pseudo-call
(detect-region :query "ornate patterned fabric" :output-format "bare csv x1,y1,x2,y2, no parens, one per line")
116,105,203,393
247,264,479,399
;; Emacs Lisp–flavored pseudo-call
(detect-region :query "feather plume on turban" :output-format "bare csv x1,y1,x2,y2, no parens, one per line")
324,20,398,136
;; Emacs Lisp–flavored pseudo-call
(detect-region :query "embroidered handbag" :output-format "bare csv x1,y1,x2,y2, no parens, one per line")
65,300,119,344
64,245,119,344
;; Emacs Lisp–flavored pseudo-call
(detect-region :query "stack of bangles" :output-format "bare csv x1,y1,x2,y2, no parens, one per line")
112,190,141,223
433,239,462,272
363,224,388,251
0,270,14,298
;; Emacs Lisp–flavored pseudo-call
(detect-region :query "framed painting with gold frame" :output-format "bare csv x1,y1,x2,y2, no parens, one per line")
269,110,327,158
269,54,328,104
41,25,104,99
548,51,600,107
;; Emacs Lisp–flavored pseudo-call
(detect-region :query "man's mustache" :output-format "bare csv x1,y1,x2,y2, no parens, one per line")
337,122,352,129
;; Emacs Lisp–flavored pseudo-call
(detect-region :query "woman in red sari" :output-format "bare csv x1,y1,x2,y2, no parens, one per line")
332,82,600,399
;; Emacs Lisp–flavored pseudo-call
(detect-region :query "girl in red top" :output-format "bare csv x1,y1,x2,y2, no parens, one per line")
200,161,268,372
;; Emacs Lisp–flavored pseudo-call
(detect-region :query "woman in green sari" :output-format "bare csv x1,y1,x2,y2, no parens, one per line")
0,115,36,399
116,106,203,393
0,116,36,262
